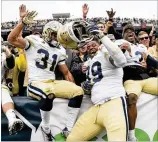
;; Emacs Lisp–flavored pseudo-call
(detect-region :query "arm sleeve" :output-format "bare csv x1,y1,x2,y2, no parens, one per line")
24,35,36,51
24,40,31,51
100,36,127,67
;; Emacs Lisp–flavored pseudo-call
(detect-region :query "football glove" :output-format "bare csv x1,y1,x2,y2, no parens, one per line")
81,80,93,95
86,24,104,39
22,11,38,25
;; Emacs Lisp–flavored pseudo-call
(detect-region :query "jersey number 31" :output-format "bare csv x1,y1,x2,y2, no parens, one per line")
36,48,57,71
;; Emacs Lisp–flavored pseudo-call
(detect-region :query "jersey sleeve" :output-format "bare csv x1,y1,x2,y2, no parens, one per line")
24,35,40,51
101,36,127,67
58,47,67,65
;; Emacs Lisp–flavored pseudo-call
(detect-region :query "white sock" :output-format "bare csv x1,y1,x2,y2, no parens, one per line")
129,130,135,138
5,109,16,122
40,109,51,134
65,107,80,131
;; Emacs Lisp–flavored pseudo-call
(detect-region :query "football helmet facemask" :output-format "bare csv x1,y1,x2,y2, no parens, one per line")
57,20,91,49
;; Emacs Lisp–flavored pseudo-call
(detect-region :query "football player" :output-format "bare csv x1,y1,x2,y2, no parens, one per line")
1,42,24,135
67,28,128,141
115,24,158,141
8,4,84,141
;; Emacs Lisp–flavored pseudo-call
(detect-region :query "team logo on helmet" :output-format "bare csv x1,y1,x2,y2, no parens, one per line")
42,21,62,42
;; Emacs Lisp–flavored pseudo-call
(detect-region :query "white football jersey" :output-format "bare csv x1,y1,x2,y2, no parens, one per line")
85,46,125,105
24,35,67,83
115,39,147,67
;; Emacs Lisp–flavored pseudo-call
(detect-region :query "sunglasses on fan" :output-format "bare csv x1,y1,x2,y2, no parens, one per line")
139,36,148,40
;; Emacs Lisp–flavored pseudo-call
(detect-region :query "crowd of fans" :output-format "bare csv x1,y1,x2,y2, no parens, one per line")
1,3,158,142
1,17,158,30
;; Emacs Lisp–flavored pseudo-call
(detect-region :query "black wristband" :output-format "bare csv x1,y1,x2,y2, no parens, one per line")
22,21,27,26
109,18,113,22
6,55,15,69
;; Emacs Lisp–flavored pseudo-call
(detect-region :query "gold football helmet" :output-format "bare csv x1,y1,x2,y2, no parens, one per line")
57,20,90,49
42,21,62,42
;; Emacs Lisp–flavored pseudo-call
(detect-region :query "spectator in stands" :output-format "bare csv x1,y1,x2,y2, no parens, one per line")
122,24,136,44
149,24,156,47
148,27,158,60
138,31,150,49
105,8,122,39
13,48,27,96
3,42,27,96
117,27,158,141
1,42,24,135
150,34,156,47
70,42,88,86
96,21,107,34
142,52,158,69
1,17,157,31
55,43,88,87
148,41,158,61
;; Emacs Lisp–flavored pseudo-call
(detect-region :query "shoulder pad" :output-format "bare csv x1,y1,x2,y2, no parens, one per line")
25,35,44,46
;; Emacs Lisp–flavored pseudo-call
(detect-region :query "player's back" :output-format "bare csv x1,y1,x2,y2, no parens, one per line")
25,35,66,83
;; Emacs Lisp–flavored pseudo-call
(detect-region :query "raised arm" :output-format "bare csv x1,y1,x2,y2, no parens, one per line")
87,26,127,67
7,22,26,49
101,35,127,67
82,3,89,21
8,4,37,49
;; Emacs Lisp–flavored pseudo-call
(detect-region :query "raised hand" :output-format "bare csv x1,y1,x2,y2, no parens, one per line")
22,10,38,25
82,3,89,17
86,24,104,39
106,8,116,18
19,4,28,19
